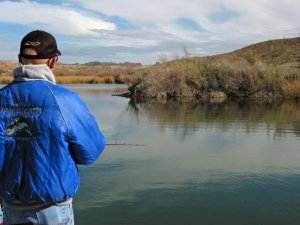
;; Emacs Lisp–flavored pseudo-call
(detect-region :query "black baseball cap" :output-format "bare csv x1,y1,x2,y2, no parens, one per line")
19,30,61,59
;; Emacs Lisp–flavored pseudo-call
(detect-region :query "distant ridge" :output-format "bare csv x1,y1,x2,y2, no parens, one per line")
84,61,142,66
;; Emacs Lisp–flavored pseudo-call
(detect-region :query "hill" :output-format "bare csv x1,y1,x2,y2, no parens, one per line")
213,37,300,67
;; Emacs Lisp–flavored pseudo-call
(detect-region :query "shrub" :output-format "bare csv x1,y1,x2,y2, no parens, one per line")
128,56,300,100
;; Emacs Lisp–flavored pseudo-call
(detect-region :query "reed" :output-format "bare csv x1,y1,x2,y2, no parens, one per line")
0,60,143,84
0,76,13,84
56,75,115,84
0,75,115,84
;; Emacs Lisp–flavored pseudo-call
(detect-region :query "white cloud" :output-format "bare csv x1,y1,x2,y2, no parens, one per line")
69,0,300,38
0,0,299,64
0,0,116,36
70,0,213,26
59,0,299,63
90,29,159,47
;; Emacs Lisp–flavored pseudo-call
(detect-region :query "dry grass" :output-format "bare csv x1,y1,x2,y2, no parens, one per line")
221,37,300,66
128,56,300,100
0,76,13,84
0,74,115,84
56,75,115,84
0,60,144,84
282,80,300,98
0,61,18,76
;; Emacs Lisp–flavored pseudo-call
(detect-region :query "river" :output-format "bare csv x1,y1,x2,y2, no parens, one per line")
63,84,300,225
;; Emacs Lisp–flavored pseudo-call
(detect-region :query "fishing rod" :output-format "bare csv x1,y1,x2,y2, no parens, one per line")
106,143,147,146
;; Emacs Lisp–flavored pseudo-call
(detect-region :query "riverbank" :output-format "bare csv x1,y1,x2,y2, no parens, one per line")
124,58,300,101
124,37,300,101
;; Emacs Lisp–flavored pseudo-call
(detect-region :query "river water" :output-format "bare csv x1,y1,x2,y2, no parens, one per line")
55,85,300,224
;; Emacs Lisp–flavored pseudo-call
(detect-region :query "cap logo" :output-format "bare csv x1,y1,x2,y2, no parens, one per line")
24,41,40,46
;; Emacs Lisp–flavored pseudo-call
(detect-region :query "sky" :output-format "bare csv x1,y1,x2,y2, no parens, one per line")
0,0,299,64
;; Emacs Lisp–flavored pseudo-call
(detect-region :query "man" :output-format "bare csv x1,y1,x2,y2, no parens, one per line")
0,30,106,224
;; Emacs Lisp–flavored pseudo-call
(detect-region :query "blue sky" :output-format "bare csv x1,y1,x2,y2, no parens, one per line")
0,0,299,64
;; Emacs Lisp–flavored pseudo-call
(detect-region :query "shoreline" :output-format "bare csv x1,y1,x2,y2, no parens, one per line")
0,75,123,84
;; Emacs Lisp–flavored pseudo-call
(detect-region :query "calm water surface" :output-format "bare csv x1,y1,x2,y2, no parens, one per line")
66,84,300,225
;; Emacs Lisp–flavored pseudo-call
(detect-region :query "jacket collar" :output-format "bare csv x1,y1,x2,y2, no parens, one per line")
13,64,56,84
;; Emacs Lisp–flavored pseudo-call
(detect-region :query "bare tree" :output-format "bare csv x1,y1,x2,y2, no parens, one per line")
157,53,168,64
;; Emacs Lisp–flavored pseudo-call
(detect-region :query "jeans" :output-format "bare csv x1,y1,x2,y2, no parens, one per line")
0,205,3,224
2,203,74,225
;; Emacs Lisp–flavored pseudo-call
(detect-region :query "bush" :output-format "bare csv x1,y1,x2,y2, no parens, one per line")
128,57,300,100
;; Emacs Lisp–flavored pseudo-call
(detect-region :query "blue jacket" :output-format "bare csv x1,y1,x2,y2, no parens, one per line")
0,65,106,204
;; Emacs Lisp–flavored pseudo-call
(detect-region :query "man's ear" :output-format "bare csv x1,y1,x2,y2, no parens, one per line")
18,54,24,65
48,57,57,69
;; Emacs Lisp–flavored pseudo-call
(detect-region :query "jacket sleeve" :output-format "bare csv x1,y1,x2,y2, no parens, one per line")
58,91,106,165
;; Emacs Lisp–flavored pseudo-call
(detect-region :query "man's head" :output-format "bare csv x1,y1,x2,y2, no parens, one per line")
19,30,61,69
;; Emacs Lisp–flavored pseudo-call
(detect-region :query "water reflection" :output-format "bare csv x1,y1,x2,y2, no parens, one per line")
63,83,127,96
128,99,300,139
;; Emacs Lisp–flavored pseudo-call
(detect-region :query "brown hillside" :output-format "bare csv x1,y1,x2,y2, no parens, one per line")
216,37,300,67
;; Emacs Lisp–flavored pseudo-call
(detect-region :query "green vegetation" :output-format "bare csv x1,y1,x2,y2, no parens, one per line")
127,37,300,100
